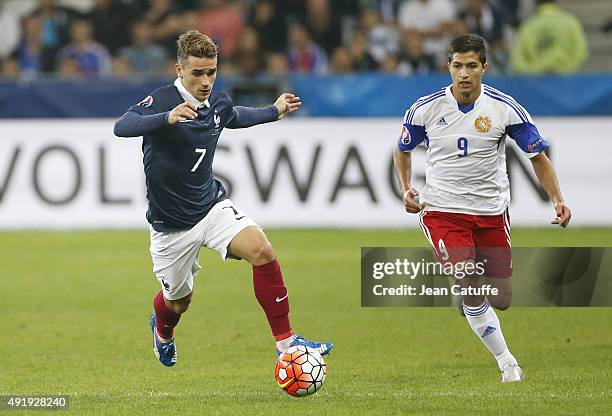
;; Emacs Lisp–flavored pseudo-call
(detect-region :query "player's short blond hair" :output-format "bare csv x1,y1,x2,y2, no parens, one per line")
176,30,218,64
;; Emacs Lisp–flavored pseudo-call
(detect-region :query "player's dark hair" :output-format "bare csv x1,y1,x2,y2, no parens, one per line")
447,34,487,64
177,30,218,64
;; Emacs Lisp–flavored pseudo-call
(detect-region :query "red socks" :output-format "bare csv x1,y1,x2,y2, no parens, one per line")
153,291,181,339
153,260,292,341
253,259,292,338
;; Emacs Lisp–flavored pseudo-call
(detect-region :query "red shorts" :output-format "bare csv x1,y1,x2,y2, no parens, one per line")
419,209,512,278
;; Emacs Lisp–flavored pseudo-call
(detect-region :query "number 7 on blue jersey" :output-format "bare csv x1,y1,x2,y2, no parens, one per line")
191,148,207,172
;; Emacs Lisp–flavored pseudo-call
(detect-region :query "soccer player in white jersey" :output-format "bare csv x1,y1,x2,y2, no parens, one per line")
393,34,571,382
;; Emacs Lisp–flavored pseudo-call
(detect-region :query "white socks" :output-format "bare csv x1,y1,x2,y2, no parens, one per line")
463,299,515,370
275,334,296,352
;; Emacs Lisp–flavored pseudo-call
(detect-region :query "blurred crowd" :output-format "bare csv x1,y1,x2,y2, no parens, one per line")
0,0,590,80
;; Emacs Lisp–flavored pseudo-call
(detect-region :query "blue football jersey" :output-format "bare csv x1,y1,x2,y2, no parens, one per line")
114,80,277,231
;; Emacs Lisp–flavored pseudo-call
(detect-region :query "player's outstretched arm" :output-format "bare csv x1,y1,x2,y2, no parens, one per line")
393,147,424,214
274,93,302,120
113,102,198,137
226,94,300,129
529,152,571,227
113,110,169,137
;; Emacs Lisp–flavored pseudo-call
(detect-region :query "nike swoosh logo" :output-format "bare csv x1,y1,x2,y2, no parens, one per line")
278,379,292,388
275,293,288,303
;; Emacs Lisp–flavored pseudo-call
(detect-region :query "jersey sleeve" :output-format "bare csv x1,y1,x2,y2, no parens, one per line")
396,105,427,152
504,100,548,158
226,106,278,129
113,93,169,137
214,92,278,129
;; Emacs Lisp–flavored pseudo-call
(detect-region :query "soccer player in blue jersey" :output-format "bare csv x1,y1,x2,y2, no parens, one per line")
114,30,332,367
393,34,571,382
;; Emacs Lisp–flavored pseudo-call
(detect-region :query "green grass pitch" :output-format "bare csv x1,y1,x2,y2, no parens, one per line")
2,228,611,415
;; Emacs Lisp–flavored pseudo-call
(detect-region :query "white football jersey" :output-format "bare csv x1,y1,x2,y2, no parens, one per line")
397,84,548,215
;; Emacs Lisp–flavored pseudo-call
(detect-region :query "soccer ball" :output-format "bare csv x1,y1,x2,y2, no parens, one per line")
275,345,327,397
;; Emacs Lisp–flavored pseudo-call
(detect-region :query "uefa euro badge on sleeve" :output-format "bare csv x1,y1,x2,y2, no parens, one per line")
138,95,153,108
401,125,411,145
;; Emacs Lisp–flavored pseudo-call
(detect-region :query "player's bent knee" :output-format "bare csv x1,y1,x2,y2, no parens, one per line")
251,240,276,265
493,303,511,311
495,298,512,311
168,301,190,314
491,294,512,311
167,295,192,314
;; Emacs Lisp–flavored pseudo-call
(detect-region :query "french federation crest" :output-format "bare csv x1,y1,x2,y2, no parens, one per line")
474,116,492,133
138,95,153,107
401,125,411,145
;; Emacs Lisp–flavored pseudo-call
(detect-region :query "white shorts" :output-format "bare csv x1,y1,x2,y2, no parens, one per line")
149,198,259,300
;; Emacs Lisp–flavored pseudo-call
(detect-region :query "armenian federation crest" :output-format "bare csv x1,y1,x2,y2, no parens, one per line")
474,116,492,133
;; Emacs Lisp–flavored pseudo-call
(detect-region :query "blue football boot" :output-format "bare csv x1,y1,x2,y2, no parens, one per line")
150,314,177,367
277,335,333,356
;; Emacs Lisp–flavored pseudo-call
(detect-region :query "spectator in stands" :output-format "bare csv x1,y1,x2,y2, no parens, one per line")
128,0,197,14
304,0,342,55
10,16,56,78
119,21,167,76
396,0,458,65
140,0,182,55
266,52,289,78
280,0,307,18
229,26,265,77
0,2,21,61
378,53,400,73
56,19,112,78
86,0,132,55
359,7,400,65
248,0,287,53
29,0,79,52
488,0,522,28
112,56,133,77
162,57,179,78
360,0,401,24
265,52,290,76
329,47,354,73
330,0,361,20
286,21,328,74
280,0,360,20
511,0,588,74
140,0,174,23
56,56,80,78
199,0,245,59
0,58,20,78
348,28,377,71
457,0,508,72
397,30,436,75
169,0,200,12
